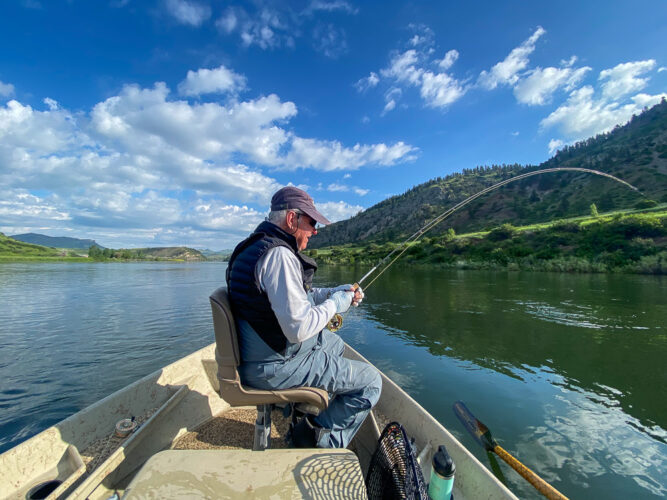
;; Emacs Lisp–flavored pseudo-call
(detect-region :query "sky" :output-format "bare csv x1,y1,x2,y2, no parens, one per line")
1,1,665,250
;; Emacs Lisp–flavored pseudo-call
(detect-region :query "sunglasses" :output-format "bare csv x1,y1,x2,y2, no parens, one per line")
292,210,318,230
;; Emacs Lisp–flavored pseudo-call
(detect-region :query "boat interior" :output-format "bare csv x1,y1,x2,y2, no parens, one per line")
0,288,517,500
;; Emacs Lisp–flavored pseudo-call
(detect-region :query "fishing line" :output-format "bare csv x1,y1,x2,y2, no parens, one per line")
358,167,640,290
326,167,642,331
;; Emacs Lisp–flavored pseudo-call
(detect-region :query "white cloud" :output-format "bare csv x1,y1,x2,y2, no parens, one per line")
177,66,246,96
315,201,363,222
283,137,417,171
216,2,356,52
437,50,459,71
371,34,468,111
514,65,591,105
0,80,15,97
312,23,348,58
478,26,546,90
0,70,415,247
658,67,666,73
420,70,466,108
327,183,348,192
306,1,357,14
325,183,369,196
383,87,401,114
540,86,667,140
599,60,656,100
355,72,379,92
165,0,211,27
511,131,520,136
548,139,564,155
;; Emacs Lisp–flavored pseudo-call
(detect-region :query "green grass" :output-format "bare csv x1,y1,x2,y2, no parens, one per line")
311,206,667,274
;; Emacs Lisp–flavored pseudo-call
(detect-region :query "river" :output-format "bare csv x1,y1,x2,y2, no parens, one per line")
0,262,664,498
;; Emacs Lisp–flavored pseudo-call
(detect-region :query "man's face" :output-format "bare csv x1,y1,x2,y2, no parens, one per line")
287,211,318,251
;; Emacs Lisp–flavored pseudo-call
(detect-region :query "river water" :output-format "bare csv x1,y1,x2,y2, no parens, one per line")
0,262,664,499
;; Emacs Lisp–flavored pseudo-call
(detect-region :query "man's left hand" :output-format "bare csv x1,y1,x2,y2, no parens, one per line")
330,284,364,307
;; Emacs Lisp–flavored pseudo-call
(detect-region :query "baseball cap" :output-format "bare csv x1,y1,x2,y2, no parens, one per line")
270,186,331,225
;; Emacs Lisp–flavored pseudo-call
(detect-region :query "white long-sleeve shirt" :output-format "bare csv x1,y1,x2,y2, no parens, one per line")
256,246,337,343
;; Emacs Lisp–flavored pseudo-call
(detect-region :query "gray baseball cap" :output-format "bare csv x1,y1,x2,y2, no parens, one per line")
271,186,331,225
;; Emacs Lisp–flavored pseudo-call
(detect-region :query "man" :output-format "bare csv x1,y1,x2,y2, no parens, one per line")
226,186,382,448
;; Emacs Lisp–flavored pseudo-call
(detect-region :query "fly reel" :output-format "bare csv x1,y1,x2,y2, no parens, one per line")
327,313,344,332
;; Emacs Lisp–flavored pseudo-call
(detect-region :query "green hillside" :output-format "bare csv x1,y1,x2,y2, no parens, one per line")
312,99,667,248
88,246,205,261
10,233,104,249
0,232,78,260
310,208,667,274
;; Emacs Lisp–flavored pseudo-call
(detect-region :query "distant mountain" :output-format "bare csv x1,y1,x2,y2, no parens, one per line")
10,233,105,250
136,247,205,261
311,99,667,248
199,249,231,260
1,232,61,257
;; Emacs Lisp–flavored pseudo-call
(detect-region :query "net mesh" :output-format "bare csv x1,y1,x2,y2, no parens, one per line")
366,421,429,500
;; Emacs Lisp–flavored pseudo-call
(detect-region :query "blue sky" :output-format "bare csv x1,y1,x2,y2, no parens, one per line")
1,0,665,249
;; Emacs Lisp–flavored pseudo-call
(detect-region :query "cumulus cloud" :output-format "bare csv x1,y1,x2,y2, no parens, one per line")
364,28,468,112
326,183,369,196
316,201,363,222
165,0,211,27
478,26,546,90
177,66,246,96
283,137,417,171
216,2,356,53
312,23,348,58
548,139,564,155
1,69,414,247
599,60,656,100
355,72,380,92
514,64,591,105
0,80,15,97
540,85,667,140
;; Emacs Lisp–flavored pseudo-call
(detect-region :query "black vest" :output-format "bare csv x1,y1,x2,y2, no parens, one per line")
226,221,318,354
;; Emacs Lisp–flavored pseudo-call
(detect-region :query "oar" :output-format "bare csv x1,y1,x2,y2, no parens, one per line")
453,401,569,500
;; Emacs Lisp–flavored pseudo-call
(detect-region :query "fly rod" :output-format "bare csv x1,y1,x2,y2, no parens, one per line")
326,167,641,331
454,401,569,500
356,166,640,290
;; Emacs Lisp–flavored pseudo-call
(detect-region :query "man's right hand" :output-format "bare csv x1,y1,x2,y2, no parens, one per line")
330,290,354,313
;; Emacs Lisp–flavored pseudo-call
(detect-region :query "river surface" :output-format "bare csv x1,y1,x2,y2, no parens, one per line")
0,262,665,499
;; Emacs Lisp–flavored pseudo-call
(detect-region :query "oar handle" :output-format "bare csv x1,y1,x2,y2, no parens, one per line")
494,445,569,500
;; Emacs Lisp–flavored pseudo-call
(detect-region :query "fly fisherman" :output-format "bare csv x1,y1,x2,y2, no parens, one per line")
226,186,382,448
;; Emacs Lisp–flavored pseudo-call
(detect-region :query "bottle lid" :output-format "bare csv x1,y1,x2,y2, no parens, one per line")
432,445,456,478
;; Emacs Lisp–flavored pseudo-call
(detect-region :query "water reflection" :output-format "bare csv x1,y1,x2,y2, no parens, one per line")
317,266,666,499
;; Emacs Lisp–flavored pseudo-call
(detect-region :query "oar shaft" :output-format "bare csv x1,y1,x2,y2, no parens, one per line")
494,445,568,500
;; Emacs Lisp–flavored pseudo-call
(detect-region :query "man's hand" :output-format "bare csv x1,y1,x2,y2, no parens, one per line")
351,286,364,307
331,290,354,313
329,284,364,308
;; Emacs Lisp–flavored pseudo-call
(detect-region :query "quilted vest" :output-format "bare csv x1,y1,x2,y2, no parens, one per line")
226,221,317,354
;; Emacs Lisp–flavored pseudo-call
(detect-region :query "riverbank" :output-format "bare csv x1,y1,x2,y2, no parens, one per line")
310,209,667,275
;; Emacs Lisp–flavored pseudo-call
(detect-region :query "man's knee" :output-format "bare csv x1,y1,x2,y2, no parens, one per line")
362,365,382,408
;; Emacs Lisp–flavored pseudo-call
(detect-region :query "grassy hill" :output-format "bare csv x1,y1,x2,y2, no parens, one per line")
10,233,104,249
88,246,205,261
0,232,86,260
309,207,667,274
312,99,667,248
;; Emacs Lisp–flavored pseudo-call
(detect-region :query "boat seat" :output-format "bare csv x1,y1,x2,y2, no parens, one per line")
124,449,368,499
209,287,329,450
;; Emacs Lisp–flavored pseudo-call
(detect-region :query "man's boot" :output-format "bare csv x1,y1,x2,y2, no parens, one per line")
291,415,328,448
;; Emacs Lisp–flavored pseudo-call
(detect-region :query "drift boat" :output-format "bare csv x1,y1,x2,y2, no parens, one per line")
0,289,518,500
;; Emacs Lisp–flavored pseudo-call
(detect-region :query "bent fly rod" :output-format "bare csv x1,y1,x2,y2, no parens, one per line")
326,167,641,331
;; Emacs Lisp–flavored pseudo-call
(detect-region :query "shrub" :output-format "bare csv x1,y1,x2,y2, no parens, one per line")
487,223,517,241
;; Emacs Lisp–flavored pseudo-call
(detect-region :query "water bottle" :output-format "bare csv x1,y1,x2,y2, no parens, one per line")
428,445,455,500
